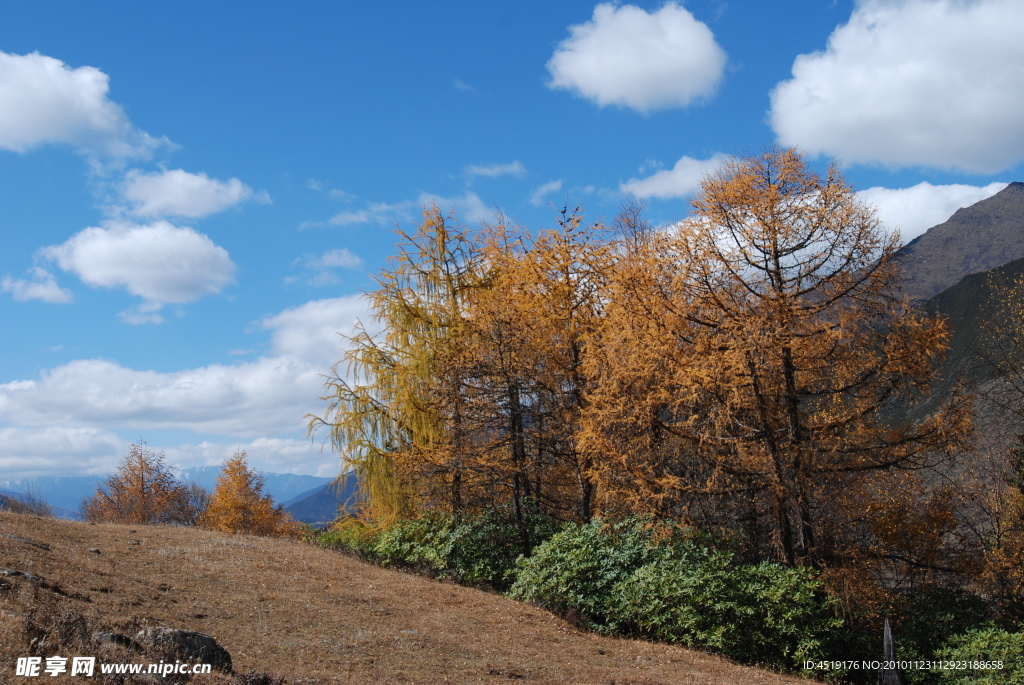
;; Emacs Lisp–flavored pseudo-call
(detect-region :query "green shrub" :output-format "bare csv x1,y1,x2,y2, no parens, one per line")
442,507,560,591
507,517,712,630
314,519,382,557
318,506,560,591
610,558,841,670
371,512,456,571
894,587,994,684
935,626,1024,684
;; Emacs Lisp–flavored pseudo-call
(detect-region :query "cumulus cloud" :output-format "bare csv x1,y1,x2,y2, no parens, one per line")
770,0,1024,172
858,181,1008,243
0,356,322,436
464,161,527,181
530,180,564,207
621,154,728,199
0,296,370,439
0,50,162,158
41,220,236,305
262,295,371,368
122,168,267,219
547,2,726,113
0,426,125,481
162,437,338,478
2,267,73,303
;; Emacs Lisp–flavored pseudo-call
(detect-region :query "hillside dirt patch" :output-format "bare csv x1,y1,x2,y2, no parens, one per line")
1,512,817,684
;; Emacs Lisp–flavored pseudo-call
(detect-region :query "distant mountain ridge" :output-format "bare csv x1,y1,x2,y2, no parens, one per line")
0,468,335,521
283,476,359,526
895,181,1024,300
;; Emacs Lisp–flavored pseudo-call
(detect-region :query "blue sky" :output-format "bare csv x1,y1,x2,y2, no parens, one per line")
1,0,1022,481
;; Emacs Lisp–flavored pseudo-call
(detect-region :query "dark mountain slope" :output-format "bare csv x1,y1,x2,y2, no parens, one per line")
284,476,359,525
901,256,1024,428
896,181,1024,301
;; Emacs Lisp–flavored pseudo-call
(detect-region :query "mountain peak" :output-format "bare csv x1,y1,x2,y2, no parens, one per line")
896,181,1024,300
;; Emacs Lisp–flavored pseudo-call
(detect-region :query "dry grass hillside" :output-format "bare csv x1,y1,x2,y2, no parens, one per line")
0,511,819,684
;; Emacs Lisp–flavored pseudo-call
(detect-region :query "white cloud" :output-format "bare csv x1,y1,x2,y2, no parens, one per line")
0,50,162,158
329,200,417,227
0,296,369,437
621,154,728,199
2,267,73,303
310,248,364,271
0,356,321,436
547,2,726,113
41,220,236,305
857,181,1008,243
262,295,371,368
530,180,564,207
122,168,266,219
418,191,491,225
118,301,165,326
0,426,125,481
329,191,491,227
0,296,372,479
770,0,1024,173
464,161,527,181
162,437,337,478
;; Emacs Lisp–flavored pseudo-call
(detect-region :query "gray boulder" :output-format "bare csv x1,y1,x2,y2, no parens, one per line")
135,627,232,673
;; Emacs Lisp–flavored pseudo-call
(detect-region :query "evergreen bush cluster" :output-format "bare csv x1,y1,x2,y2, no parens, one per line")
507,518,841,671
315,514,1024,681
318,504,558,591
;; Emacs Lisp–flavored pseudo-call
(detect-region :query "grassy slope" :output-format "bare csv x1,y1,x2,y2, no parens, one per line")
1,512,815,685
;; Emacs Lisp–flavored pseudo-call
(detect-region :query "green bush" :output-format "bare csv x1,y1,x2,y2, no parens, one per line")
314,519,383,557
371,512,456,571
894,587,994,684
508,516,841,672
442,507,560,591
507,517,716,630
935,627,1024,684
318,506,559,591
610,558,841,669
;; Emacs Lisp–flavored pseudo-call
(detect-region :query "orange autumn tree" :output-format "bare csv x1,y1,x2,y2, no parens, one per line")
467,207,614,523
82,443,206,525
581,147,971,566
201,451,300,537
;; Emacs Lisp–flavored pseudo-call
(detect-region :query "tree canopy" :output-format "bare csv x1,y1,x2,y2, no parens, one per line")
311,147,970,573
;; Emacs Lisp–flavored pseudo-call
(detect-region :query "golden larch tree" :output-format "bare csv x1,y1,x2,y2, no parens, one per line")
581,147,971,566
201,451,300,537
82,443,206,525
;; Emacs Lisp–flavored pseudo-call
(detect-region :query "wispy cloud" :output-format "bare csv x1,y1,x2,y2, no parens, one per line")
464,161,526,181
2,267,73,303
530,180,564,207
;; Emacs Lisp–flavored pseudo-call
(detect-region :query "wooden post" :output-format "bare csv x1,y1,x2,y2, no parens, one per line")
878,617,903,685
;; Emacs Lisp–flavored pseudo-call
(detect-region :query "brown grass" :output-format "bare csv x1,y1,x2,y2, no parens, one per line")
1,511,818,684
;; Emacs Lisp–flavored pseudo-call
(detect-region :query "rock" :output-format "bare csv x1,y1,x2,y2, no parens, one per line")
2,534,51,551
135,627,232,673
93,631,140,651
